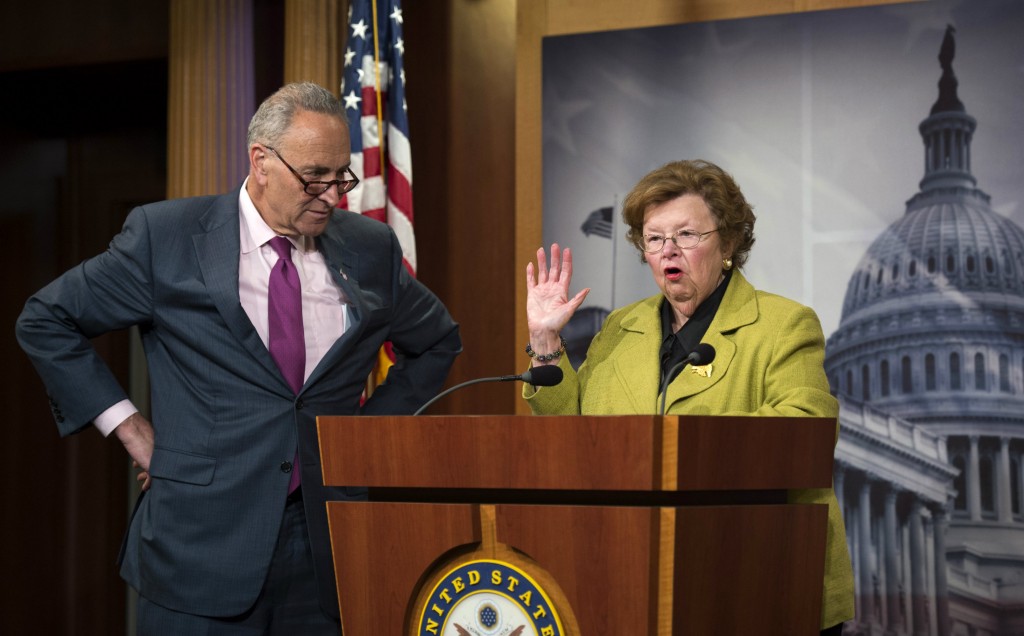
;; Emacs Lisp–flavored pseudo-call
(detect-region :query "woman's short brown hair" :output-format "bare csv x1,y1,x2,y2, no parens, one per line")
621,159,756,268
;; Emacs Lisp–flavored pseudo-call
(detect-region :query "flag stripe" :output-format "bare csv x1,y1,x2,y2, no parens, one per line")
387,198,417,271
386,164,413,222
361,146,382,178
386,122,412,181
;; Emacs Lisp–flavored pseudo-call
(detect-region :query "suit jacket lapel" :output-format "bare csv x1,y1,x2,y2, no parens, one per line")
192,191,289,392
663,270,758,409
612,297,663,413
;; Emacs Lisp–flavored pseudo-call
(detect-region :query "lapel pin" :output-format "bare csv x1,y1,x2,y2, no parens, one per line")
691,364,713,378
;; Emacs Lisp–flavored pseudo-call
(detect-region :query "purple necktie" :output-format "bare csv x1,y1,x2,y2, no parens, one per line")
268,236,304,494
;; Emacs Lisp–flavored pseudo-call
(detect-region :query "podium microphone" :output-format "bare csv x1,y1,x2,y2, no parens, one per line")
658,343,716,416
413,365,563,416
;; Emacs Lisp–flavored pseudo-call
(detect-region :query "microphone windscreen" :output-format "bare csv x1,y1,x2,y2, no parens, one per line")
521,364,563,387
691,343,716,365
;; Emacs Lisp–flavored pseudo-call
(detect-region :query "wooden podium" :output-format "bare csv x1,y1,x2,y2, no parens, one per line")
318,415,835,635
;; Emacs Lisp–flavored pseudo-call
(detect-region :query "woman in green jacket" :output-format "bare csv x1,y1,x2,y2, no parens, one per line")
524,159,855,634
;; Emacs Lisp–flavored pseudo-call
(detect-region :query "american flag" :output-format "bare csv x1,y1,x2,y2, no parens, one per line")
581,206,614,239
341,0,415,274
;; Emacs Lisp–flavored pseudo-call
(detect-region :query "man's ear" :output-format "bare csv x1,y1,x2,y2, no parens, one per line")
250,144,270,185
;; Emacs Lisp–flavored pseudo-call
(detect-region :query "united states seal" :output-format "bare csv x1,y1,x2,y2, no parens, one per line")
417,559,564,636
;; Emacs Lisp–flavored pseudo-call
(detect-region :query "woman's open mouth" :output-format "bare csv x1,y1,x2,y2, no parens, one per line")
664,266,683,281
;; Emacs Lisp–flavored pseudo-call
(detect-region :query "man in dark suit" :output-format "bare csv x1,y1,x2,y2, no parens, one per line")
16,82,461,634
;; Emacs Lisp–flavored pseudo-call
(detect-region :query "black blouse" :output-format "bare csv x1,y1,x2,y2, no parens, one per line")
658,269,732,386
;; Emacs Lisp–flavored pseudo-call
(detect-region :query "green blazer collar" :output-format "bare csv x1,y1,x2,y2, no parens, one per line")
612,271,759,412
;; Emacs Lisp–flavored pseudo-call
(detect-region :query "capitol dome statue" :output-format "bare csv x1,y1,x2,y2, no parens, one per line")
824,25,1024,636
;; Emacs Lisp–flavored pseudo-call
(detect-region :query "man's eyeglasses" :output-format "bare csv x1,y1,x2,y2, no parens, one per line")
265,146,360,196
641,228,719,253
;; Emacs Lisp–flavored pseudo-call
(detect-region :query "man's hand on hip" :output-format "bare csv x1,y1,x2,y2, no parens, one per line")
114,412,155,491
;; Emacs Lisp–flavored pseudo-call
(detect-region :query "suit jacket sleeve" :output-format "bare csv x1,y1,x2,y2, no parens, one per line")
521,355,580,415
16,206,155,436
358,227,461,415
521,298,639,416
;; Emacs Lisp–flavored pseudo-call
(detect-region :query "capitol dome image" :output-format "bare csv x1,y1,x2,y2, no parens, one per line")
824,26,1024,636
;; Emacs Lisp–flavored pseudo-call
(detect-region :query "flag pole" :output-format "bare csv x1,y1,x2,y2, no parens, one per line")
610,194,618,309
370,0,386,185
366,0,392,397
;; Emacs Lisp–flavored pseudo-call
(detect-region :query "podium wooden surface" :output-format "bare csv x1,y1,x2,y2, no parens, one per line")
318,415,835,635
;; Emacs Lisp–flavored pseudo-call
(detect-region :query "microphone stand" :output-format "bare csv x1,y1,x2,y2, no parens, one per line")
413,377,505,416
658,360,691,416
413,371,558,416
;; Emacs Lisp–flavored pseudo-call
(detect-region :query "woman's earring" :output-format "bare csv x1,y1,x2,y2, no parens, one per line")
723,257,733,271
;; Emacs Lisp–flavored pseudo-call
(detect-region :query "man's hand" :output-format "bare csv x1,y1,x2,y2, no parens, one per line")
114,412,155,491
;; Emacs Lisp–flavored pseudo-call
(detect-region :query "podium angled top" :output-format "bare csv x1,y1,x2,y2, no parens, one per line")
317,414,836,493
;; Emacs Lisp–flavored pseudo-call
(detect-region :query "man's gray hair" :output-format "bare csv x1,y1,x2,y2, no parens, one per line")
246,82,346,148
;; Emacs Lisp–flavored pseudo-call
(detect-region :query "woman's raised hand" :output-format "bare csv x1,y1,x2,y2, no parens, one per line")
526,244,590,350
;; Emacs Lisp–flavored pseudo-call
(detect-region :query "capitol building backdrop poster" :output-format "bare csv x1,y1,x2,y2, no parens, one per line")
540,1,1024,634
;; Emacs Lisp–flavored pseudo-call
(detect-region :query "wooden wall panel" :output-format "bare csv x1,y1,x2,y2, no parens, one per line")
402,1,452,308
0,0,169,72
167,0,255,199
405,1,519,414
283,0,344,92
1,128,167,634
